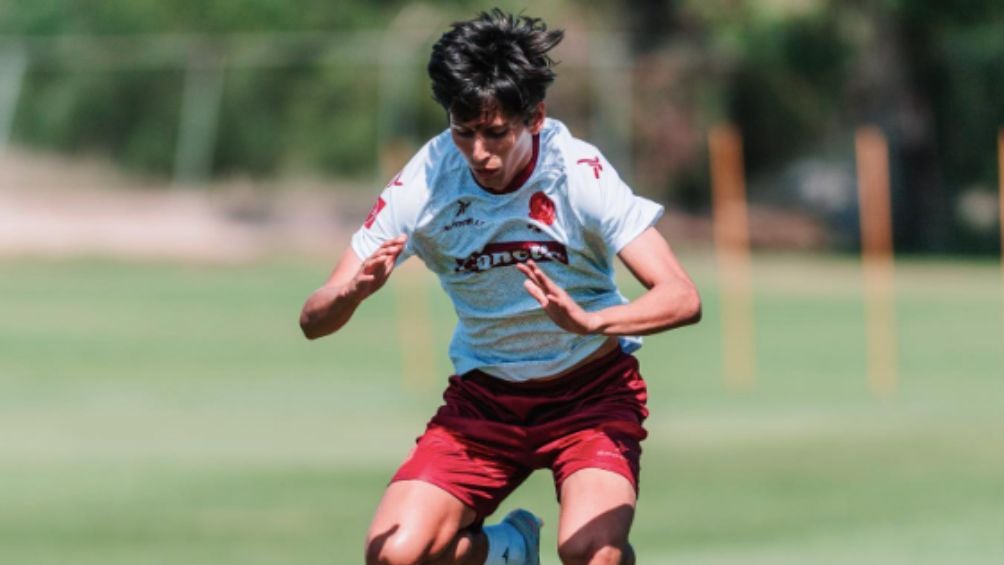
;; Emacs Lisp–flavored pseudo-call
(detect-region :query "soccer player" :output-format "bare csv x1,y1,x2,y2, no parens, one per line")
299,9,701,565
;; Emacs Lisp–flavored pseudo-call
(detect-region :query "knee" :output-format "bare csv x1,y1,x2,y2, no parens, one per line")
365,530,432,565
558,537,634,565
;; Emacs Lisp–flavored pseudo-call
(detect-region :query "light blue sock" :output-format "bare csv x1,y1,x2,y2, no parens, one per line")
483,521,527,565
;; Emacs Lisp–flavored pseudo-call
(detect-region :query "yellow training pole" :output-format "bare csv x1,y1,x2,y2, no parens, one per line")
394,259,437,391
998,128,1004,368
855,126,897,396
709,125,756,390
381,146,437,391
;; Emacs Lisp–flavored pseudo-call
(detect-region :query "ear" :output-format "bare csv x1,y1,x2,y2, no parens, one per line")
527,103,546,134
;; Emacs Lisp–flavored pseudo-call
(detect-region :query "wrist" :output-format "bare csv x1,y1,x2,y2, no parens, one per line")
585,311,607,335
338,282,367,306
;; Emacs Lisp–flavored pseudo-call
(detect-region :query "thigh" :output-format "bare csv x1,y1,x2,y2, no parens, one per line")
547,423,645,496
392,425,531,522
538,352,648,497
556,468,637,563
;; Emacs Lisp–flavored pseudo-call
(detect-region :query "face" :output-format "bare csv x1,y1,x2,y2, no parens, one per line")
450,104,545,192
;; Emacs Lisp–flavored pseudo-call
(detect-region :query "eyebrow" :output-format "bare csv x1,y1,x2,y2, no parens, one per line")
451,122,510,131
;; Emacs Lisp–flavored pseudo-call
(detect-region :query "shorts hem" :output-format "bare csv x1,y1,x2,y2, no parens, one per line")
555,462,640,501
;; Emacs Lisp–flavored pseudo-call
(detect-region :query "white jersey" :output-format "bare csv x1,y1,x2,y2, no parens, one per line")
351,118,663,382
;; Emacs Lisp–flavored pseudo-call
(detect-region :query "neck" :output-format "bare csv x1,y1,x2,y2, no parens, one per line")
475,134,540,195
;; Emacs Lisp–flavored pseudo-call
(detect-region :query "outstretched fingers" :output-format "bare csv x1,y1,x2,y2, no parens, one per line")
354,236,408,296
515,262,545,298
368,236,407,267
516,259,598,335
519,260,561,298
517,260,565,306
522,277,550,306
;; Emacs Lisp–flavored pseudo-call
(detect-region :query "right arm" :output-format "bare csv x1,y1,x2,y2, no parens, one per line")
299,235,407,340
304,133,432,339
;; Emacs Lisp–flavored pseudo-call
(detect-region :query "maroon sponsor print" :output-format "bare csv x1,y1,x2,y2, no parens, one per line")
577,156,603,179
455,241,568,273
529,191,557,225
363,197,386,229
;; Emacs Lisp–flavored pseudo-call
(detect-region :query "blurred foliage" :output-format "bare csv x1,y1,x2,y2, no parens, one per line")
0,0,536,178
2,0,415,177
615,0,1004,252
1,0,402,35
2,0,1004,251
728,12,851,171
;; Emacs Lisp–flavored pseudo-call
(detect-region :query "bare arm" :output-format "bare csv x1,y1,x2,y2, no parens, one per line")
516,227,701,336
299,235,407,340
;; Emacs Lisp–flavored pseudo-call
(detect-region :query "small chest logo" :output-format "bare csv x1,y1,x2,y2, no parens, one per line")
529,191,556,225
443,200,484,232
387,172,404,187
363,197,386,229
577,156,603,179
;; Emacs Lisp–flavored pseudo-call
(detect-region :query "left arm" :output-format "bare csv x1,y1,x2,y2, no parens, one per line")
516,227,701,335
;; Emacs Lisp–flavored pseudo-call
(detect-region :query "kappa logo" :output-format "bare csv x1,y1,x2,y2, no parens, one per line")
577,156,603,179
363,197,386,229
454,241,569,273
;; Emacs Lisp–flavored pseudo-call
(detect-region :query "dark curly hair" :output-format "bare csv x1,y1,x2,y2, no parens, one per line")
428,9,564,124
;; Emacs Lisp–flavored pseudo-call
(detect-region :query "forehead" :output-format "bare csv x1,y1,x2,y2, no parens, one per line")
450,109,519,130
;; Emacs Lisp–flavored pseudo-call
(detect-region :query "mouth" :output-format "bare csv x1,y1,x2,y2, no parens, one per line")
473,168,501,181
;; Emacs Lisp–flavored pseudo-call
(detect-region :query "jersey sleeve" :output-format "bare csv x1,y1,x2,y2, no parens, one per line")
569,144,664,253
349,150,429,262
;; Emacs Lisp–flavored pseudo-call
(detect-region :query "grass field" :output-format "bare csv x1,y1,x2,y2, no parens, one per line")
1,253,1002,564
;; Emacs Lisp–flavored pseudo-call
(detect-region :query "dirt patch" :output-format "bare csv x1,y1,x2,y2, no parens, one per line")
0,149,358,262
0,148,828,262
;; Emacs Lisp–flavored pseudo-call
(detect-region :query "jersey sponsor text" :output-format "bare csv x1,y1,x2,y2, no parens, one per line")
454,240,568,273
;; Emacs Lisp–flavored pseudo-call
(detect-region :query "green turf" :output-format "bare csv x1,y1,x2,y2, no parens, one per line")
1,254,1002,564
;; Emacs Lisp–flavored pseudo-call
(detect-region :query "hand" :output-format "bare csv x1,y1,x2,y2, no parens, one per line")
516,259,602,335
347,235,407,301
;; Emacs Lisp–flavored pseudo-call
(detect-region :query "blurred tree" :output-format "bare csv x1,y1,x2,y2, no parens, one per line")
2,0,1004,253
615,0,1004,253
2,0,415,179
842,1,948,252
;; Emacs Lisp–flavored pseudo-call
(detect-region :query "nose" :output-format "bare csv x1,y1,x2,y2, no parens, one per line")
471,135,490,165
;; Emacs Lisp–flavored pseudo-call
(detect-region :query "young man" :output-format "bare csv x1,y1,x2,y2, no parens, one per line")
300,9,701,565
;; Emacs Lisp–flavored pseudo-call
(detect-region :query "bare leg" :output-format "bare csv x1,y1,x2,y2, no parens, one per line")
365,480,488,565
556,469,637,565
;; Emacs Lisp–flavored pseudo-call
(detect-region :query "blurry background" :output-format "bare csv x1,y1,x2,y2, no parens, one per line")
1,1,1002,564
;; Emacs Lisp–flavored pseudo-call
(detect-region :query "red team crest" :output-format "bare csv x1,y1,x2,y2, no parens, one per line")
529,191,556,225
363,197,386,229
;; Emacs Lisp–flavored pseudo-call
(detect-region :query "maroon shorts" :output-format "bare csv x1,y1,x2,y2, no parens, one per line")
391,347,648,521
